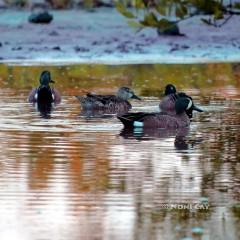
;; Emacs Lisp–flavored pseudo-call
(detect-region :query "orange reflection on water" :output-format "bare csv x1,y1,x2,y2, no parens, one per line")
0,64,239,240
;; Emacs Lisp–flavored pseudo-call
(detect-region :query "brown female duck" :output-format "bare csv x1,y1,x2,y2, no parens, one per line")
76,87,141,113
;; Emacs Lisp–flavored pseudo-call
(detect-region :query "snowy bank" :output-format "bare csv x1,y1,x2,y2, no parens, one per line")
1,8,240,65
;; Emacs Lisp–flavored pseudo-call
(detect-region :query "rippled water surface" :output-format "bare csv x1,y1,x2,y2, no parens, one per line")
0,63,240,240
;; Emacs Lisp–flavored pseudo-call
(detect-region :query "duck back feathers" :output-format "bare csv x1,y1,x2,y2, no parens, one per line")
76,87,141,113
118,111,190,129
76,94,132,112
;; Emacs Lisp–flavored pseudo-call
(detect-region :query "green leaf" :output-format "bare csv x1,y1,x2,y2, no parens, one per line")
127,20,144,28
140,12,159,27
156,5,167,16
175,6,184,18
157,18,174,29
214,9,223,20
175,2,188,18
234,3,240,9
134,0,144,9
116,2,136,19
180,4,188,15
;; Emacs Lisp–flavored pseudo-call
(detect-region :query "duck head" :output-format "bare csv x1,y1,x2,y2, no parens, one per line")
117,87,141,101
39,71,55,86
175,96,203,118
164,84,177,95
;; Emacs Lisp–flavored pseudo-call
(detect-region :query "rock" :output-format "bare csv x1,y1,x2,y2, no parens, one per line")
182,44,190,49
52,46,61,50
12,46,22,51
116,44,129,53
104,49,112,53
170,44,190,52
92,40,101,46
170,45,179,52
157,21,185,36
74,46,89,52
49,30,59,36
28,11,53,24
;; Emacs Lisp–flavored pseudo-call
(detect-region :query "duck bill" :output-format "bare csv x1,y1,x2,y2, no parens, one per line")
193,105,203,112
50,80,55,83
131,94,141,100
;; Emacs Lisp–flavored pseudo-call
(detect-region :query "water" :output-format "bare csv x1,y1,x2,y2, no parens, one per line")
0,63,239,240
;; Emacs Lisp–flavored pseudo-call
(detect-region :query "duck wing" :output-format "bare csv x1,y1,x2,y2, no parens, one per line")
76,93,116,109
86,93,117,104
28,88,38,103
52,88,61,104
117,112,156,127
118,112,186,128
159,93,178,113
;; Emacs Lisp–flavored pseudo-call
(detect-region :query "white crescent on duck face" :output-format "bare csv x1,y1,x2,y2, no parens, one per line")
186,98,193,110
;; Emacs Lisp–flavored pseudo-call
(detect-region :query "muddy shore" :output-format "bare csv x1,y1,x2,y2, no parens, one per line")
1,8,240,65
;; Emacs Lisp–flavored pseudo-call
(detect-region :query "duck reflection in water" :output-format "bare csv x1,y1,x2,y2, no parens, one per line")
120,127,190,150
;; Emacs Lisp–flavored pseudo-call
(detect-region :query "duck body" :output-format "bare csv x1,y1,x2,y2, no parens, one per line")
28,87,61,104
159,93,178,115
118,97,203,129
76,93,132,112
28,71,61,104
118,111,190,129
76,87,141,113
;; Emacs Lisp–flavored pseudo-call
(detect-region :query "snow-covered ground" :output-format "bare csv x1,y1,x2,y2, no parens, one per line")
1,8,240,65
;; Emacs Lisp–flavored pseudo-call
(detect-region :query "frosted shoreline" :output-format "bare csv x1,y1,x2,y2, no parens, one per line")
1,9,240,65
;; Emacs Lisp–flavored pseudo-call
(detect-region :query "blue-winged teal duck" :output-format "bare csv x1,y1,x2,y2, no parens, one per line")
28,71,61,104
76,87,141,112
118,96,203,129
159,84,202,118
159,84,178,115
